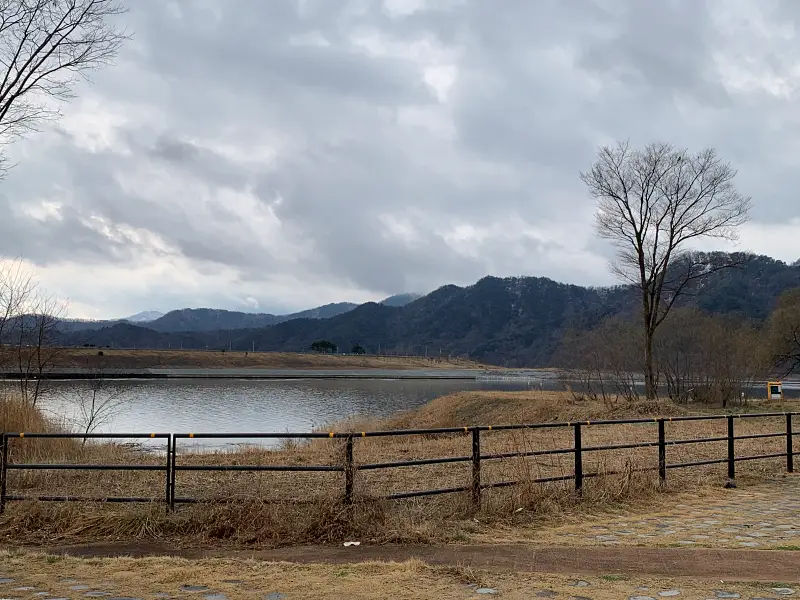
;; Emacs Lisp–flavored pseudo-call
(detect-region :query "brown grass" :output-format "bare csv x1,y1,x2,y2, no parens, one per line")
3,347,487,370
0,390,795,548
0,552,790,600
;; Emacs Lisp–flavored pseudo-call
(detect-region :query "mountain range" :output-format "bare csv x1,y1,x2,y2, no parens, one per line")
53,252,800,367
60,294,422,333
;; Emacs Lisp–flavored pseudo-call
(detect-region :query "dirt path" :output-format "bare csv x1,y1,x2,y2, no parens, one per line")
2,552,797,600
19,541,800,582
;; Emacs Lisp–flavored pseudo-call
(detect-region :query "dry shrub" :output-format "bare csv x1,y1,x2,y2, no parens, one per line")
0,495,389,547
0,391,79,462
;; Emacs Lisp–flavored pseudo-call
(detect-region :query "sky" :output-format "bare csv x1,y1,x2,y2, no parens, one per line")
3,0,800,320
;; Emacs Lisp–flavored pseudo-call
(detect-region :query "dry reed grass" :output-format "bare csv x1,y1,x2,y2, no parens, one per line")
3,347,485,370
0,389,795,547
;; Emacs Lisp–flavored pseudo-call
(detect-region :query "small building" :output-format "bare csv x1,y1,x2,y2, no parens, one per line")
767,381,783,400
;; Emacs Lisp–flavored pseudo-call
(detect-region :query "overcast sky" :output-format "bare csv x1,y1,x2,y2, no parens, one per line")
3,0,800,319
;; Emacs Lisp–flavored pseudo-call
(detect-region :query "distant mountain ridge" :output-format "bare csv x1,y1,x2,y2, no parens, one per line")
125,310,164,322
55,253,800,367
58,293,421,334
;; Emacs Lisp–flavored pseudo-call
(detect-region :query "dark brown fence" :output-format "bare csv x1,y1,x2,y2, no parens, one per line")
1,412,798,513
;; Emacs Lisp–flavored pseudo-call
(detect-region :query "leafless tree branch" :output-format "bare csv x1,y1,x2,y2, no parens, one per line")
580,141,752,398
0,0,128,177
0,256,68,406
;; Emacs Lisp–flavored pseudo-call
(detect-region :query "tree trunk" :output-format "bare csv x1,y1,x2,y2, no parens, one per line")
644,330,657,400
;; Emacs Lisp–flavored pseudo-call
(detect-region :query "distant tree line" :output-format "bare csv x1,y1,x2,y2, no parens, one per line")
557,287,800,407
309,340,367,355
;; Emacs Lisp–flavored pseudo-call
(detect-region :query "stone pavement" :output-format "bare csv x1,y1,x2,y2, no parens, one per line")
534,476,800,550
0,570,797,600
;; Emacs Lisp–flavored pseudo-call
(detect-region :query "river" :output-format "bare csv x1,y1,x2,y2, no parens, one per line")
9,376,799,450
25,378,533,448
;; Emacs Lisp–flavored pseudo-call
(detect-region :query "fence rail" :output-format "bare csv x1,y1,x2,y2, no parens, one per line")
1,412,798,513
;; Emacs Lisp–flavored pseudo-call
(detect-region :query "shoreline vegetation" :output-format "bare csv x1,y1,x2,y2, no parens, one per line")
0,388,795,548
0,348,490,372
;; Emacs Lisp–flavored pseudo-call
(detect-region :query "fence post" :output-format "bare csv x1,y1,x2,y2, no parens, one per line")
471,427,481,509
0,434,7,514
164,435,172,512
169,435,177,512
726,415,736,486
573,423,583,493
344,435,354,505
657,418,666,484
787,414,794,474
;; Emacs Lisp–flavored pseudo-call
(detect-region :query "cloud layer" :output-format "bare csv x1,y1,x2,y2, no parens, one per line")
2,0,800,318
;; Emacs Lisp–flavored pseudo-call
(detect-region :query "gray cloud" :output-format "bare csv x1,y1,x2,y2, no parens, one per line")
2,0,800,318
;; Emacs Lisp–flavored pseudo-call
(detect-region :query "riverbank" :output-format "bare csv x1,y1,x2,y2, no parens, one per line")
10,348,487,370
0,348,516,380
0,367,489,380
1,389,795,549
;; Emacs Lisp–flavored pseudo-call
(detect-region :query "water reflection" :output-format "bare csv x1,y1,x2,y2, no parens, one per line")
8,377,798,450
28,378,533,448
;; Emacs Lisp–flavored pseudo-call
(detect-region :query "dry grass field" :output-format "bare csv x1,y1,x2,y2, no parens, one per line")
0,389,796,547
1,347,485,370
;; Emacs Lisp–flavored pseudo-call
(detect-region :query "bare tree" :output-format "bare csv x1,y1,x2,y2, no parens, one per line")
765,288,800,376
0,0,128,175
0,257,67,406
580,141,752,399
0,257,34,346
13,291,66,406
655,308,766,406
70,367,124,446
556,317,642,407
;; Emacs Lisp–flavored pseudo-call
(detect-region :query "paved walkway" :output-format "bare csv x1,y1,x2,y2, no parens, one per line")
514,476,800,550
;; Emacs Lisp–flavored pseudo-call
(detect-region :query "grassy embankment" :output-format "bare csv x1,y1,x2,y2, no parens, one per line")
0,389,794,547
3,347,487,370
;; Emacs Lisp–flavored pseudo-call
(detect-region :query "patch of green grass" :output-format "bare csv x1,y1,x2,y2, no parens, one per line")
764,582,795,589
450,530,471,543
774,545,800,551
600,574,628,582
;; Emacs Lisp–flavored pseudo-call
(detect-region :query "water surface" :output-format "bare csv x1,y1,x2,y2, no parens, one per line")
28,378,532,448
